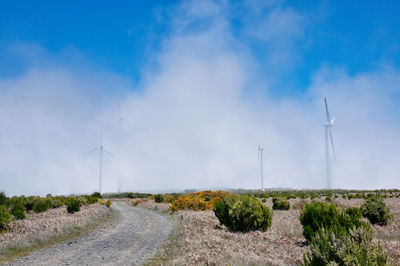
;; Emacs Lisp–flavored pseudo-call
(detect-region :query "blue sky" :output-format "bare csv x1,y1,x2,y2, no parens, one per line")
1,0,400,195
1,1,399,91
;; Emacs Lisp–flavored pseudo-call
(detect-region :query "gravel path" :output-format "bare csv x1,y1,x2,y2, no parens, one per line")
5,201,173,266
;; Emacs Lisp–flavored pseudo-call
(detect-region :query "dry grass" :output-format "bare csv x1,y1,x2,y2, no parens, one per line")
145,196,400,265
0,203,112,263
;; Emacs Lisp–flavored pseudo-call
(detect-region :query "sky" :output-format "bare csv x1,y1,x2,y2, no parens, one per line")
0,0,399,196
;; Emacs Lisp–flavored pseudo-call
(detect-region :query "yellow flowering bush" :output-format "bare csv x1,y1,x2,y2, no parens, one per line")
169,190,230,211
105,200,112,207
132,199,143,206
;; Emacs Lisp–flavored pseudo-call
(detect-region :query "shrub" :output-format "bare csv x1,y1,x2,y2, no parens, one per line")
11,202,26,220
325,195,332,202
169,190,229,211
214,195,272,232
303,227,388,265
51,199,64,208
299,201,369,242
0,192,8,206
154,194,164,203
262,198,267,203
272,198,290,210
85,196,98,205
163,193,180,203
105,200,112,208
66,198,81,213
361,197,392,225
91,192,102,199
0,205,11,229
132,199,143,206
170,196,209,211
346,207,363,220
24,196,39,211
33,198,51,213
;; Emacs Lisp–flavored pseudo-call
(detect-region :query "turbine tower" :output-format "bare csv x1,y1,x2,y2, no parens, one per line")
258,145,264,191
113,78,124,193
324,97,336,189
85,130,115,194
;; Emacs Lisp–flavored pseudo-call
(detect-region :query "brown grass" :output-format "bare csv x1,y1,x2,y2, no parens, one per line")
145,196,400,265
0,203,112,263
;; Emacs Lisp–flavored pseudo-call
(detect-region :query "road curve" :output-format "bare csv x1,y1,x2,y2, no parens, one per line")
6,201,173,266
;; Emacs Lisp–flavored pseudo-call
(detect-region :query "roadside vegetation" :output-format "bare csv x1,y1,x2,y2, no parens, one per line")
2,189,399,264
0,191,111,263
134,189,399,265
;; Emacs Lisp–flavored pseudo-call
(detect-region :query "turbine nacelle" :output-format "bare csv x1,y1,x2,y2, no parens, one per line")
325,117,335,126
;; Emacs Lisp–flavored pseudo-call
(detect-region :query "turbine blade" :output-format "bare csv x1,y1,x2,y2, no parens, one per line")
103,149,116,157
324,97,331,123
329,128,336,159
84,147,99,156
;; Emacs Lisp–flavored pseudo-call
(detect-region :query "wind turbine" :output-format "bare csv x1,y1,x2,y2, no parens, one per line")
113,78,124,123
85,130,115,194
324,97,336,189
258,145,264,191
113,78,124,193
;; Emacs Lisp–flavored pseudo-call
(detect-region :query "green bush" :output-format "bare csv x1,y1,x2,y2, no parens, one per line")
154,194,164,203
299,201,369,242
51,199,64,208
33,198,51,213
85,195,98,205
261,198,267,203
91,192,102,199
272,198,290,210
66,198,81,213
0,205,11,229
214,195,272,232
11,202,26,220
24,196,39,211
303,227,388,265
361,197,392,225
0,192,9,206
346,207,363,220
325,195,332,202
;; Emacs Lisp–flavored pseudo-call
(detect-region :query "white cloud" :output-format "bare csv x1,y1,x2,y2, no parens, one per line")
0,1,399,196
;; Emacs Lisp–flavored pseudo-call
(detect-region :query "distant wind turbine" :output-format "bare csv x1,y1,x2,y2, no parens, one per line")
324,97,336,189
85,130,115,194
258,145,264,191
113,78,124,123
113,79,124,193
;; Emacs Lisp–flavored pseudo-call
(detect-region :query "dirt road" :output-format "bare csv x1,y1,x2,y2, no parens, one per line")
5,201,173,266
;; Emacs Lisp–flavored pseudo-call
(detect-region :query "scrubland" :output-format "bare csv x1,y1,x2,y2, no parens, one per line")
139,190,400,265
